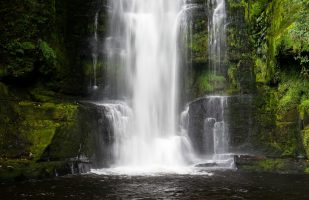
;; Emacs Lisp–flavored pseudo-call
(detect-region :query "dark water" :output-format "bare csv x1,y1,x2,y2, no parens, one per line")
1,172,309,200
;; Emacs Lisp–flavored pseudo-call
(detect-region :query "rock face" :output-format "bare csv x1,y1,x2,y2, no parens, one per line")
187,93,307,158
187,0,309,161
0,0,110,180
187,95,254,155
0,83,113,180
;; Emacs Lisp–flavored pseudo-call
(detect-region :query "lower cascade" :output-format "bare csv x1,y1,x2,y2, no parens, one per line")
91,0,234,174
92,102,196,174
186,96,234,169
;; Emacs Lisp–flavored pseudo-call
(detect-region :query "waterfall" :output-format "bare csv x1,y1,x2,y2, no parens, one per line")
203,97,228,156
98,102,133,164
90,0,234,174
208,0,227,76
96,0,195,171
202,96,233,167
91,12,99,89
197,0,233,168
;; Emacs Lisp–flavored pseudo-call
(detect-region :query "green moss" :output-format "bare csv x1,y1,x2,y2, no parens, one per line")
302,127,309,158
226,0,308,158
189,31,208,64
300,100,309,120
13,101,78,160
38,40,57,75
194,72,227,95
258,159,285,171
29,87,57,102
253,71,309,157
0,159,70,181
196,73,213,93
255,57,269,83
248,0,270,22
248,0,308,83
0,0,104,180
21,120,59,160
239,158,294,173
277,75,309,112
0,92,79,160
268,122,298,156
228,64,238,89
253,85,299,156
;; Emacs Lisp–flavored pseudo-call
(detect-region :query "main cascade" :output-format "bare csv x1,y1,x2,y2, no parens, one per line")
97,0,193,171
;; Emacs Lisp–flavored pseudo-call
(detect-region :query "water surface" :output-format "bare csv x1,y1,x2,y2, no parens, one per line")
1,172,309,200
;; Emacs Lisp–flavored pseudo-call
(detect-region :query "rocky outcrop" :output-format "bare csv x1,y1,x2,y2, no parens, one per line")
187,95,254,155
0,0,111,181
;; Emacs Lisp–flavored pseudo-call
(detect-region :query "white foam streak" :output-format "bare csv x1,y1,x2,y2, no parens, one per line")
91,166,213,176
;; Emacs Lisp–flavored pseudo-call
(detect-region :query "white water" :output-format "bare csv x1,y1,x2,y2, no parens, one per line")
96,0,195,172
208,0,227,75
202,96,234,168
91,12,99,89
203,0,233,168
91,0,233,175
91,101,199,175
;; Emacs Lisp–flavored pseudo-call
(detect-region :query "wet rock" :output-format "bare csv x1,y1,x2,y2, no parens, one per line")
187,95,254,155
195,163,218,168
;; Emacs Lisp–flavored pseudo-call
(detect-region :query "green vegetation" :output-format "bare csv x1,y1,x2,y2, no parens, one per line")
258,159,285,171
0,81,98,181
194,72,227,95
303,128,309,157
238,157,309,173
225,0,309,158
188,25,208,64
245,0,309,83
0,159,71,181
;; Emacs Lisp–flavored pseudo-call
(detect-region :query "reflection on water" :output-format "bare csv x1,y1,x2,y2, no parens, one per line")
1,172,309,200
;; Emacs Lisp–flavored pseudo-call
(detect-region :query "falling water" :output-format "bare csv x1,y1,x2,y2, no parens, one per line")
98,102,133,164
93,0,197,172
208,0,227,75
91,0,234,174
91,12,99,89
202,96,233,168
201,0,233,168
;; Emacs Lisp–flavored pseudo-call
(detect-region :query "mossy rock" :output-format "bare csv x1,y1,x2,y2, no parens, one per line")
236,156,309,174
193,71,228,96
40,104,98,161
0,83,81,160
0,159,73,181
302,126,309,158
300,100,309,126
276,109,299,123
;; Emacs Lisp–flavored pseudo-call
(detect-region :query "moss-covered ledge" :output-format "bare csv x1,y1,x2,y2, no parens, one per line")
0,83,99,181
235,155,309,174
